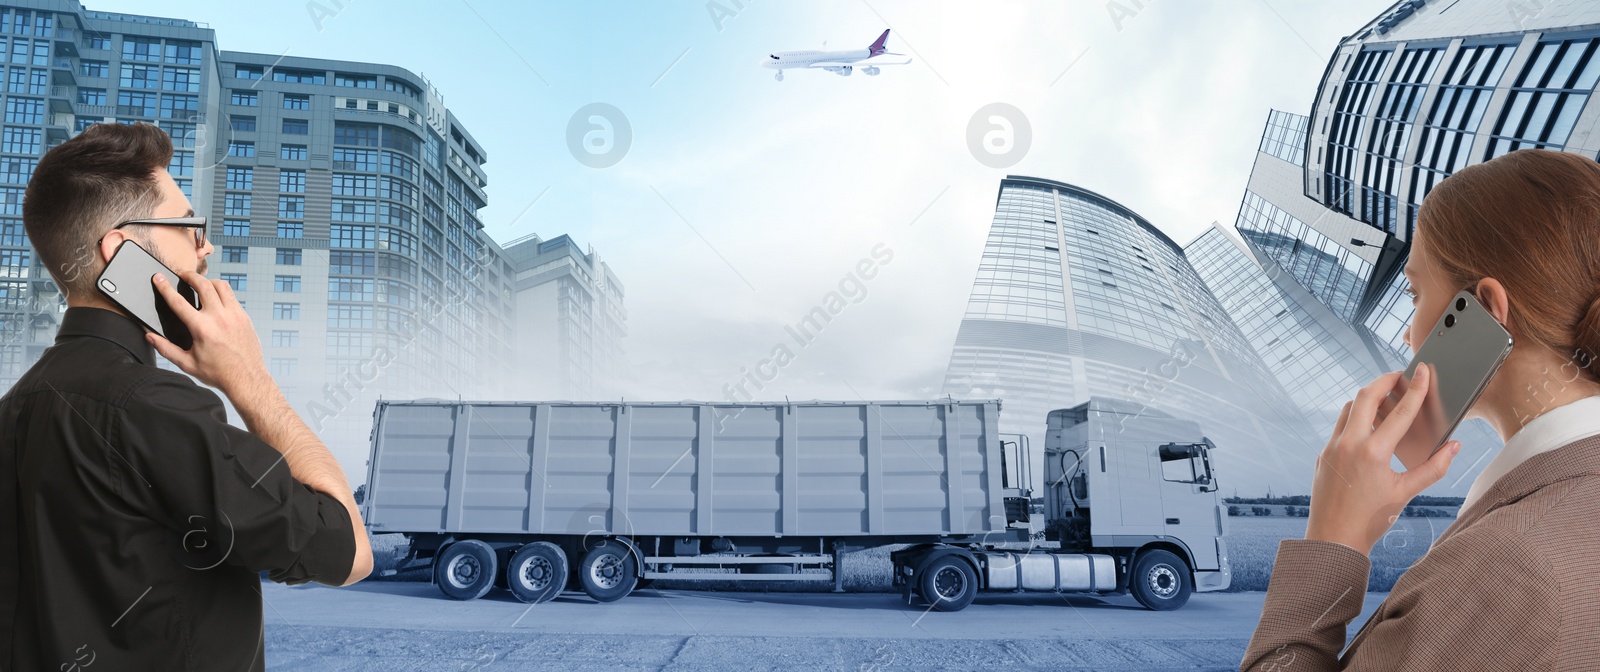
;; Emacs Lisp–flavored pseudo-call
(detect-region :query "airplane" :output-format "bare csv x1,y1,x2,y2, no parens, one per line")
762,29,913,81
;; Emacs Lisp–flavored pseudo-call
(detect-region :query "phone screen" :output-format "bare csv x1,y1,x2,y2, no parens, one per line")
1390,289,1513,470
95,240,200,350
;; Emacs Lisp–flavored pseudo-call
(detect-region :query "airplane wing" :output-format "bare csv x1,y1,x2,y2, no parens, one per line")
806,56,912,68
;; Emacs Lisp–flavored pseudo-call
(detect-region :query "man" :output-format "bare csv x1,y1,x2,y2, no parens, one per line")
0,122,372,670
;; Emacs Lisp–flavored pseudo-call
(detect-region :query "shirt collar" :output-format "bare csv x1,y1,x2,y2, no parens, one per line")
54,306,157,367
1461,394,1600,511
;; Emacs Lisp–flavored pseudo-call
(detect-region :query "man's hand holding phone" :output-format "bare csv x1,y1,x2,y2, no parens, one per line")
146,270,269,397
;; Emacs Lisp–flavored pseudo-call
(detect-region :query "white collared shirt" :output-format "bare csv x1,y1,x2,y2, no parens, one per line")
1460,394,1600,512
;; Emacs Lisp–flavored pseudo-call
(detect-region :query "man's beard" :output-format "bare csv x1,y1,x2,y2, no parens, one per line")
138,234,203,275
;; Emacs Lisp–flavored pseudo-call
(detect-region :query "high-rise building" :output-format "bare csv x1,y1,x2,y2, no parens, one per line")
941,176,1322,492
501,232,627,400
0,2,627,477
1195,0,1600,492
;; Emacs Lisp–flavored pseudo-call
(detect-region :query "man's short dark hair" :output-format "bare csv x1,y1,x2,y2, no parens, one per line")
24,122,174,300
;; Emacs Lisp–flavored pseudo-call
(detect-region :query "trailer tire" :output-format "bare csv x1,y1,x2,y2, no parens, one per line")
506,542,567,604
1130,550,1191,611
918,556,977,612
579,540,638,603
434,540,497,601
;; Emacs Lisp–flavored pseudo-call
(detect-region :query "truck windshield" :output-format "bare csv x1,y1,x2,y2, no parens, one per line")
1158,443,1213,486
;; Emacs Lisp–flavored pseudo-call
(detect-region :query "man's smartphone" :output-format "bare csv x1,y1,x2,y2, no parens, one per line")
1391,288,1513,470
95,239,200,350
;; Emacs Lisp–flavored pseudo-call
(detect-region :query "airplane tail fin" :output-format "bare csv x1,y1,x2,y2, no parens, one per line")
868,29,890,55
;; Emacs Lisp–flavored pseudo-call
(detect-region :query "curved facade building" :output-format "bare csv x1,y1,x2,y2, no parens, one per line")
942,176,1320,492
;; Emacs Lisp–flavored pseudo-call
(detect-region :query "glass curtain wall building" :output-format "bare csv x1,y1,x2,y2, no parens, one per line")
943,176,1321,494
1195,0,1600,494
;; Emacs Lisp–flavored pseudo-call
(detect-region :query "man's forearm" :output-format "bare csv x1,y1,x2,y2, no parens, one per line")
221,366,373,585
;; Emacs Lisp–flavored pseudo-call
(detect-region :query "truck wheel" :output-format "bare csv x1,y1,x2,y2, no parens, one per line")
579,540,638,603
435,539,496,601
506,542,567,604
1130,550,1191,611
918,556,977,612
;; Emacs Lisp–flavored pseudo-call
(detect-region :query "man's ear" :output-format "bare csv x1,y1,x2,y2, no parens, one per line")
98,230,126,266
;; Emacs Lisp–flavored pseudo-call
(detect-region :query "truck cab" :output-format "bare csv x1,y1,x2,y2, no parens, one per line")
1044,396,1231,603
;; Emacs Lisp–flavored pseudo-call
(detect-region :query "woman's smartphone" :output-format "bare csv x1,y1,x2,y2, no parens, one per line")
1390,288,1513,470
95,239,200,350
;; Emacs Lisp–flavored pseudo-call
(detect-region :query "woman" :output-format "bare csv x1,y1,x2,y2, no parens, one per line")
1240,148,1600,671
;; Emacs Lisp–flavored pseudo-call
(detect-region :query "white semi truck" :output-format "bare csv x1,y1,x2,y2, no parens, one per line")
358,395,1229,611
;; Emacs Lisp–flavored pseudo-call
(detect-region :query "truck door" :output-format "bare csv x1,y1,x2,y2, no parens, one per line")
1156,442,1220,570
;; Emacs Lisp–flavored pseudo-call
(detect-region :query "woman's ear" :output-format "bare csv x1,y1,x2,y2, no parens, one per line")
1474,277,1511,329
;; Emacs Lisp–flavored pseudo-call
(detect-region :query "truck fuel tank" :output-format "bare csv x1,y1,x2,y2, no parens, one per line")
981,552,1115,592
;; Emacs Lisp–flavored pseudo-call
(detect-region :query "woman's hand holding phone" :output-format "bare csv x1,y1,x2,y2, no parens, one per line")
145,269,269,396
1305,363,1464,555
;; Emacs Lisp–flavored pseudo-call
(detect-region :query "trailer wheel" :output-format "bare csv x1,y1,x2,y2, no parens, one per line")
918,556,977,612
579,540,638,603
434,540,497,601
506,542,567,604
1130,550,1191,611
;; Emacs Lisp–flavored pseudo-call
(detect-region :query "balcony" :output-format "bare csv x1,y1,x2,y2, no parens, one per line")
73,103,114,117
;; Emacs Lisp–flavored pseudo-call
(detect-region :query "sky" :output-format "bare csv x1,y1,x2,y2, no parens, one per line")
91,0,1399,493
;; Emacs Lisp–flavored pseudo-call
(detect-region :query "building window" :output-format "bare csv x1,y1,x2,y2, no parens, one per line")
384,78,418,98
225,167,253,190
274,275,301,293
282,93,311,110
332,148,377,171
119,63,158,89
1324,48,1392,218
276,221,303,238
280,144,307,161
328,277,374,302
3,97,43,124
333,122,380,147
228,141,255,158
335,73,376,88
89,33,111,50
275,248,302,266
1485,36,1600,158
282,118,309,135
271,330,299,348
272,68,325,85
278,196,305,219
229,90,258,107
0,156,36,185
78,88,107,105
279,169,306,193
1359,46,1442,236
1,127,39,154
332,173,377,197
159,121,196,148
116,90,156,117
161,67,200,92
329,251,374,275
1410,42,1518,239
165,41,201,65
224,193,251,216
330,224,376,248
234,65,262,80
79,60,108,77
122,36,161,62
222,246,249,263
159,94,198,120
220,273,247,291
272,302,300,320
229,115,256,133
223,219,250,237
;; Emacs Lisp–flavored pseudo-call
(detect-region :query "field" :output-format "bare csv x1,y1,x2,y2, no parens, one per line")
369,512,1457,595
1223,514,1454,592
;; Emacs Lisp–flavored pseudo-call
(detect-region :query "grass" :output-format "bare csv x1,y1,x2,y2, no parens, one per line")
1223,514,1454,592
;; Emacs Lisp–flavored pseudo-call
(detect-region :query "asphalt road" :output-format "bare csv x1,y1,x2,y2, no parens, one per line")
261,582,1390,671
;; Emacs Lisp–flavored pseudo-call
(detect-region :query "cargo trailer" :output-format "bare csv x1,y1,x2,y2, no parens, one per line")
358,396,1229,611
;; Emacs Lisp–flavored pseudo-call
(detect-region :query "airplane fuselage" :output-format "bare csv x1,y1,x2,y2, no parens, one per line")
763,48,872,70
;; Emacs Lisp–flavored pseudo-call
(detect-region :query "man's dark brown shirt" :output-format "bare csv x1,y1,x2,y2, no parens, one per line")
0,306,356,671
